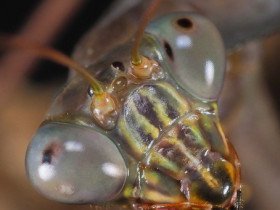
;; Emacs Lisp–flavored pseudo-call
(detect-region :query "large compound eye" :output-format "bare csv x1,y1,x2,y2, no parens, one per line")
26,123,127,204
146,12,225,101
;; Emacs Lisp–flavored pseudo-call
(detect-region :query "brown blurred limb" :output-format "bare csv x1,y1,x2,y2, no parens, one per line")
73,0,280,66
0,0,86,108
187,0,280,49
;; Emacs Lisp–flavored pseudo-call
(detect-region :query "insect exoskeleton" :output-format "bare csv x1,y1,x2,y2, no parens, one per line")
25,11,241,209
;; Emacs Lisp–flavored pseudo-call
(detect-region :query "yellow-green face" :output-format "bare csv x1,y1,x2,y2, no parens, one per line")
118,81,236,207
25,12,240,209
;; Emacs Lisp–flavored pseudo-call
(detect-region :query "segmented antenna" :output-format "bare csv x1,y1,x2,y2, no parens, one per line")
0,35,104,94
131,0,162,66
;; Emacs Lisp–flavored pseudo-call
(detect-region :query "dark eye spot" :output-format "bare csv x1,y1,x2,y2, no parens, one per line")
42,142,60,164
111,61,125,71
164,41,174,60
42,149,53,164
177,18,193,29
88,85,94,97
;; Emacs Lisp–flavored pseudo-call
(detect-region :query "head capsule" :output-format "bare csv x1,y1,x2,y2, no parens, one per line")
144,12,226,101
24,8,240,209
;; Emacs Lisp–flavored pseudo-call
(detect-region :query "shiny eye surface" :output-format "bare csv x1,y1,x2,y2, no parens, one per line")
146,12,225,101
26,123,127,204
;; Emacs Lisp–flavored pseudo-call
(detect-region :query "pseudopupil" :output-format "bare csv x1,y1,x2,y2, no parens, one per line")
177,18,193,28
164,41,174,61
42,149,53,164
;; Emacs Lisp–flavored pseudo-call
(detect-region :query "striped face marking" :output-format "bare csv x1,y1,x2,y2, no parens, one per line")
119,82,189,158
143,113,235,205
118,81,236,206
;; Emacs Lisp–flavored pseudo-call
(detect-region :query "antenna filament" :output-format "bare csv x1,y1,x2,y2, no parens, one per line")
0,35,104,94
131,0,162,66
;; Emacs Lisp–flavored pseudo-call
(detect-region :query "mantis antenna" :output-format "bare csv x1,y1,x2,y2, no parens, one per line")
131,0,162,66
0,35,104,95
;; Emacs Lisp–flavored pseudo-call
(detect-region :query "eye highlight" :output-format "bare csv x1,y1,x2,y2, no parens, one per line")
88,85,94,97
177,18,193,29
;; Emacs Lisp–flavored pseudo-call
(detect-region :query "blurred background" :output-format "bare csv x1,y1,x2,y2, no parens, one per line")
0,0,280,209
0,1,112,209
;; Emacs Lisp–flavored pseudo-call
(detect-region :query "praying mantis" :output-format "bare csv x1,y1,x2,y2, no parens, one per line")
1,0,280,209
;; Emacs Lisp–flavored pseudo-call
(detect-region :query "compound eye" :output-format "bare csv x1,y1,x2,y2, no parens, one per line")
26,123,127,204
146,13,225,101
